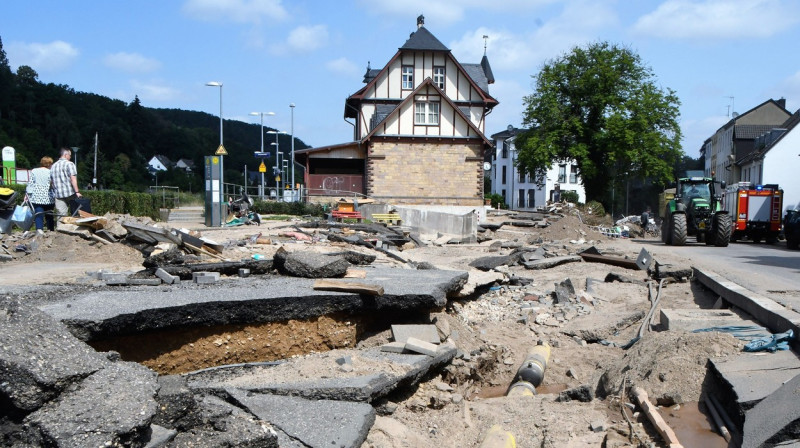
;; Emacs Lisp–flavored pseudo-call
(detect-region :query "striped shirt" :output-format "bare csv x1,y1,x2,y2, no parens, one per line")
25,167,54,204
50,158,77,199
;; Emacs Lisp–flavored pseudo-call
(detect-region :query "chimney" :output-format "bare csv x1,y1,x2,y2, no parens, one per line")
778,97,787,109
417,14,424,28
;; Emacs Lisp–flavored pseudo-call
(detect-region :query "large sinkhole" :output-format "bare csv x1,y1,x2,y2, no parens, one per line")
89,313,373,375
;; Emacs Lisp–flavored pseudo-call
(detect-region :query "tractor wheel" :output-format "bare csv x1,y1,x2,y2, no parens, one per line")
713,214,731,247
670,213,687,246
662,212,672,245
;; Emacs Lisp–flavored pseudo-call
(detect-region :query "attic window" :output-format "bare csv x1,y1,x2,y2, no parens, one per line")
434,67,445,90
415,101,439,125
402,66,414,89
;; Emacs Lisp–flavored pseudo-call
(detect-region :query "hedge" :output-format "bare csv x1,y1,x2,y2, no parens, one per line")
2,184,160,220
251,200,326,217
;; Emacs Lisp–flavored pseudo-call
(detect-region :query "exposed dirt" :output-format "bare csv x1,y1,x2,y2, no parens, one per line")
0,211,746,447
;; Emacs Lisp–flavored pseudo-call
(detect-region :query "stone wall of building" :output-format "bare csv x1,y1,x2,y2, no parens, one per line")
366,141,484,206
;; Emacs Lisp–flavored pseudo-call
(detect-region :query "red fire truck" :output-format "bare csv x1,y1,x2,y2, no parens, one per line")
722,182,783,243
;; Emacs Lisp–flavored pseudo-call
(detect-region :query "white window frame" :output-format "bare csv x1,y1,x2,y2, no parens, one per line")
414,101,439,125
402,66,414,90
433,66,445,90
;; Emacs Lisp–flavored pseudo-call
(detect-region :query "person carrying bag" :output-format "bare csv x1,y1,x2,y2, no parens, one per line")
26,156,56,235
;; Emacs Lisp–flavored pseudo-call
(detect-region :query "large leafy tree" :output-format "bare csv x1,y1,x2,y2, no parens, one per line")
515,42,682,206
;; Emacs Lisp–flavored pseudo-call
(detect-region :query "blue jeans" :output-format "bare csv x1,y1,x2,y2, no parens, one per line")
33,203,55,231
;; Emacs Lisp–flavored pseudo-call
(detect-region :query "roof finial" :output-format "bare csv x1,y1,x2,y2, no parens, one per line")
483,34,489,56
417,14,424,28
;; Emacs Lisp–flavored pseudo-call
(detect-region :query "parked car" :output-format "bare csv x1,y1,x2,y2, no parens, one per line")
785,203,800,250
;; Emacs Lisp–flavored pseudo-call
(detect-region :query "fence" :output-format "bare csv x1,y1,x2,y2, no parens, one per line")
149,186,180,209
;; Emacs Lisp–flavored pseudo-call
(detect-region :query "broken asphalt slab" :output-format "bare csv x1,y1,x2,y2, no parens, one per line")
228,389,375,448
186,345,457,403
38,267,469,340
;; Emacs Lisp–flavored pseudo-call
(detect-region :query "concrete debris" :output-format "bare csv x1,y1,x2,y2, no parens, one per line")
392,324,441,345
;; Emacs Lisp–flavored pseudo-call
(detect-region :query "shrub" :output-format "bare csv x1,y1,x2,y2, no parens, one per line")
561,190,580,204
2,184,161,220
252,200,326,217
485,193,506,209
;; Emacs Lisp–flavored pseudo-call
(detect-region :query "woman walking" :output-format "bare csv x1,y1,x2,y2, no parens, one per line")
25,156,55,235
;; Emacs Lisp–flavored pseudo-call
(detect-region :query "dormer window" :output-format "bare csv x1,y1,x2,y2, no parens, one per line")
402,66,414,89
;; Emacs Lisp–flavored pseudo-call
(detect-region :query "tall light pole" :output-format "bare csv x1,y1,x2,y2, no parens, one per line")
206,81,223,226
290,103,295,201
267,131,284,199
250,111,275,199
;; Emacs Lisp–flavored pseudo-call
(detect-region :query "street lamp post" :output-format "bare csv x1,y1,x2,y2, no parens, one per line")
267,131,283,199
206,81,223,226
290,103,295,201
250,111,275,199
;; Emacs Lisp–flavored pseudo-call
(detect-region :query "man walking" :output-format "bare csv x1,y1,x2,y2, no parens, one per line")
50,147,82,223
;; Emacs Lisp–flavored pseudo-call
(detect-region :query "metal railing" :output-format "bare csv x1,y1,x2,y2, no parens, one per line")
149,186,180,209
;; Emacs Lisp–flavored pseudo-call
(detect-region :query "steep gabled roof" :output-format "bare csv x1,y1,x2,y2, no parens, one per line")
361,77,491,146
737,109,800,164
734,124,776,139
400,26,449,51
462,63,490,95
480,54,494,84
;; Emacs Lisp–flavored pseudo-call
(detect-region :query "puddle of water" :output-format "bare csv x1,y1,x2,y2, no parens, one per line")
661,401,728,448
476,383,568,399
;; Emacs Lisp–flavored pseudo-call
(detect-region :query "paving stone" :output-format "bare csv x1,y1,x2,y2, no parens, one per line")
143,424,176,448
380,342,407,353
104,273,129,285
238,268,250,278
0,298,107,413
25,361,159,448
127,278,162,286
391,324,440,344
155,268,176,285
228,389,374,448
405,337,439,356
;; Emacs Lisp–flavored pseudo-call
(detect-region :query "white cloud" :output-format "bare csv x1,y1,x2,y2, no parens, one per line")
287,25,329,51
326,57,359,77
6,40,79,72
356,0,556,26
450,1,617,72
104,52,161,73
130,80,182,103
182,0,288,24
633,0,800,40
271,24,329,54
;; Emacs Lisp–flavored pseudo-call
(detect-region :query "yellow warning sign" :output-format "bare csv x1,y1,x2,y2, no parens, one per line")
211,157,219,165
259,162,266,173
215,145,228,156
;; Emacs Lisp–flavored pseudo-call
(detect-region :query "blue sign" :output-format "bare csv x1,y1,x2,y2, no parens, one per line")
254,151,271,158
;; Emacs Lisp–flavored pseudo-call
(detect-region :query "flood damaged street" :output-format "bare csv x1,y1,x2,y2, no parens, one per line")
2,209,799,447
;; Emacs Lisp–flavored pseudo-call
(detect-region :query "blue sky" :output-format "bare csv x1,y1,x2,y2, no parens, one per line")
3,0,800,156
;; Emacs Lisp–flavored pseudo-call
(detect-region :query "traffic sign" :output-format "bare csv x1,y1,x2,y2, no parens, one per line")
253,151,271,158
215,145,228,156
259,161,266,173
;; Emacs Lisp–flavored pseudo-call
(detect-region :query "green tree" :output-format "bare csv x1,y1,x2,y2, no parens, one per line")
515,42,682,207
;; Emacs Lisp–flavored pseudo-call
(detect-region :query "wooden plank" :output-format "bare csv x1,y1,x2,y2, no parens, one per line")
632,387,684,448
313,279,384,296
184,242,228,261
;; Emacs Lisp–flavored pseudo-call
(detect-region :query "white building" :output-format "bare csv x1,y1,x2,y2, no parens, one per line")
147,155,172,172
738,110,800,211
489,125,585,210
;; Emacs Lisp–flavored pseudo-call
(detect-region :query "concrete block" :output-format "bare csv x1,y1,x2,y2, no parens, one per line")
405,337,439,357
192,272,220,284
238,268,250,278
660,308,764,332
127,278,162,286
155,268,176,284
104,274,128,286
380,342,406,353
391,324,440,344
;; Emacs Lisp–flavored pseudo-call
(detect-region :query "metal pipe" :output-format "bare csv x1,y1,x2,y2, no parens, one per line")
704,395,731,442
478,424,516,448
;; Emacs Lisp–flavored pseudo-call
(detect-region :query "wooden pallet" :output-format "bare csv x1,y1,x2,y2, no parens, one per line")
331,210,363,222
371,213,402,225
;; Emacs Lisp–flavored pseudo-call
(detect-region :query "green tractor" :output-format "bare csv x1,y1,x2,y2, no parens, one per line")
661,177,731,247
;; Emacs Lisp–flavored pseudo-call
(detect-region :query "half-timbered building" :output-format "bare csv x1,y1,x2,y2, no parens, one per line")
296,16,498,206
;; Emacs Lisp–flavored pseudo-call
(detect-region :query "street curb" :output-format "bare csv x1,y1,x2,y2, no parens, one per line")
694,268,800,337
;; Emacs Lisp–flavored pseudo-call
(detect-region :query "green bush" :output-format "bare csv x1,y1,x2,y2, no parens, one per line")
585,200,605,216
252,200,326,217
561,190,580,204
485,193,506,209
2,184,160,219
